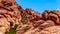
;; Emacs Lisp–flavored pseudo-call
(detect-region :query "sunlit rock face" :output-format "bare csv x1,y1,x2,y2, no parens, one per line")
40,26,60,34
0,0,60,34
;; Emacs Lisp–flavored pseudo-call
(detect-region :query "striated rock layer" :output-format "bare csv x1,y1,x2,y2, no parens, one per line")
0,0,22,34
0,0,60,34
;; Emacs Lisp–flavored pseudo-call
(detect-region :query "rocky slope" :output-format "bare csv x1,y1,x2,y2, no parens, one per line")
0,0,60,34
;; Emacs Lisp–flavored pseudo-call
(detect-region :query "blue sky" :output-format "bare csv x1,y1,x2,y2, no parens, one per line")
15,0,60,13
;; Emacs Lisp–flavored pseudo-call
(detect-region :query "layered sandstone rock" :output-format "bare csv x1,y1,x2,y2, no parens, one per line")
40,26,60,34
0,0,60,34
0,0,22,34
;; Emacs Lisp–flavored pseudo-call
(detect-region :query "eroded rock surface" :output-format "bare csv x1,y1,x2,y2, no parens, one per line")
40,26,60,34
0,0,60,34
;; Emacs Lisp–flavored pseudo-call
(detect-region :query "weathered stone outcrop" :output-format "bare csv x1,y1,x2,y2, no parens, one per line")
0,0,60,34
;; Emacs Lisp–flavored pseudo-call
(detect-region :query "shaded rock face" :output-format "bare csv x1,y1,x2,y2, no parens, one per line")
0,0,60,34
42,10,60,24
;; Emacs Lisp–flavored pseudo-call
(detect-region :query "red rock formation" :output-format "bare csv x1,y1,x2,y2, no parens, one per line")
0,0,60,34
